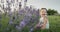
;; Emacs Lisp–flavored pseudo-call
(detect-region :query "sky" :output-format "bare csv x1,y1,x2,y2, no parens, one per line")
24,0,60,13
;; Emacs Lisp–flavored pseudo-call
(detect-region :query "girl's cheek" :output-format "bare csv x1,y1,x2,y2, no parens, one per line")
43,12,46,15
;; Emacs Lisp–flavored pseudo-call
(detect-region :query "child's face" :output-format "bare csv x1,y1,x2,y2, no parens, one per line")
40,9,47,17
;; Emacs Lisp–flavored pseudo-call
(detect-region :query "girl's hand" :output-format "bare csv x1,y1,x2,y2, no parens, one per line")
41,24,46,29
34,23,41,29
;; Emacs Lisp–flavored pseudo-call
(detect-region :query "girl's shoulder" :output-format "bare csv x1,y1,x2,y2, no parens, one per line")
39,17,44,20
39,17,48,22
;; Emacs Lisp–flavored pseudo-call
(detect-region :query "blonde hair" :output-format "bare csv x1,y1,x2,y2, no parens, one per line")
40,8,48,18
40,8,47,12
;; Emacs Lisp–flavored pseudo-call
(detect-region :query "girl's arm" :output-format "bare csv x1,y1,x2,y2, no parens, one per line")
41,17,48,29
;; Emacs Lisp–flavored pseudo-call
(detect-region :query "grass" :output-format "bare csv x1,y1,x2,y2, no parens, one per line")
49,16,60,32
0,15,60,32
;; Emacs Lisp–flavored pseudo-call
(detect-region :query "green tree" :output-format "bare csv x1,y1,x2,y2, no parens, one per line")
47,9,58,15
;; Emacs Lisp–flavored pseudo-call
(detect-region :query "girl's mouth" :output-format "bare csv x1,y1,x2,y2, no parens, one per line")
42,14,47,15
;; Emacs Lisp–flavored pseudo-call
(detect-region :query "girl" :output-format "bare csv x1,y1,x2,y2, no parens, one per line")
35,8,49,29
29,8,49,32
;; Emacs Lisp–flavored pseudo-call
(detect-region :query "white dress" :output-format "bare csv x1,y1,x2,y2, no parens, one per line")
39,17,49,29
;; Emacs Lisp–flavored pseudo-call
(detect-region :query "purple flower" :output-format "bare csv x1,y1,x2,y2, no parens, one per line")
19,20,28,28
9,19,13,25
18,9,25,15
15,25,22,32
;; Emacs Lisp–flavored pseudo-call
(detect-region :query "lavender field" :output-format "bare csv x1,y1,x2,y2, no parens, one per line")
0,15,60,32
0,0,60,32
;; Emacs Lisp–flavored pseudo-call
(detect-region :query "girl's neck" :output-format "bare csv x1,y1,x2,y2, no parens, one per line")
41,15,44,17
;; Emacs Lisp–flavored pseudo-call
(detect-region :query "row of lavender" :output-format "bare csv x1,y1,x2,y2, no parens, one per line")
0,6,39,32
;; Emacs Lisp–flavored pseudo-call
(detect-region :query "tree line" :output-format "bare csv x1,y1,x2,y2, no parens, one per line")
47,9,59,15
